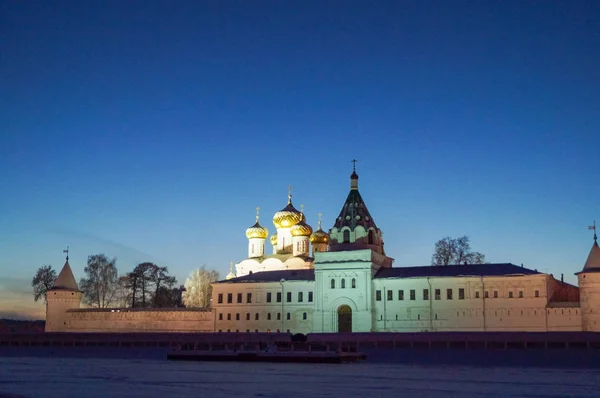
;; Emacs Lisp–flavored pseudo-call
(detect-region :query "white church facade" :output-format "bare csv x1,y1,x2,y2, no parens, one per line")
46,168,600,334
212,168,596,334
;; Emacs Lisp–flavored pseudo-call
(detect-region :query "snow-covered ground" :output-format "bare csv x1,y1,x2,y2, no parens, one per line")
1,356,600,398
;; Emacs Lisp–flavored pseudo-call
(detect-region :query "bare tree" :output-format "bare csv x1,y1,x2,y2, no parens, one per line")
32,265,56,302
151,266,177,307
431,236,486,265
79,254,119,308
182,267,220,308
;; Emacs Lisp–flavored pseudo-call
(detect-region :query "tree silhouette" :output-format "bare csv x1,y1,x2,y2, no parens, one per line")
32,265,56,302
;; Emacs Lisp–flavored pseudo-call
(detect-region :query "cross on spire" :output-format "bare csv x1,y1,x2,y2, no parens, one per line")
300,204,304,214
229,261,233,273
351,159,357,171
288,185,293,204
256,207,260,222
318,212,322,229
63,246,69,261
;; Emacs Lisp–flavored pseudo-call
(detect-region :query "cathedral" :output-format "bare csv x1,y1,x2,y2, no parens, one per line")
46,167,600,334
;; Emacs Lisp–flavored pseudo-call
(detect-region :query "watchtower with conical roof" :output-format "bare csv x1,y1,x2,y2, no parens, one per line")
45,253,82,332
576,226,600,331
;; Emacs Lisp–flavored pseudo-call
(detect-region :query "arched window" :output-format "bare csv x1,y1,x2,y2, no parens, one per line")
331,279,335,289
368,230,374,244
343,230,350,243
351,278,356,288
341,279,346,289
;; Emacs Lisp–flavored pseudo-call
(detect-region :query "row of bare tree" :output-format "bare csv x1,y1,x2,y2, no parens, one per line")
32,254,220,309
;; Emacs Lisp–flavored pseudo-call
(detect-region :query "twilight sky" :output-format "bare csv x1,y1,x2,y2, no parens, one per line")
1,1,598,319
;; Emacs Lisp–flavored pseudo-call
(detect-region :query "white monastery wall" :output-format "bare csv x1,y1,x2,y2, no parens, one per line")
61,309,214,333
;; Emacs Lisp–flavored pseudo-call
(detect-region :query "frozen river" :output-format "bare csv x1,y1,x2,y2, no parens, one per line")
1,356,600,398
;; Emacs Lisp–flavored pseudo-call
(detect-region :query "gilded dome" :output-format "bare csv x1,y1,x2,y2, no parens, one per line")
310,216,329,244
273,202,305,229
270,233,278,245
310,228,329,244
291,220,313,237
226,271,236,280
246,221,268,239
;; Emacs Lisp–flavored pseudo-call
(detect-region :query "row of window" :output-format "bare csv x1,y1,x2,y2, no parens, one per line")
217,291,314,304
330,278,357,289
218,312,308,321
375,288,541,301
377,308,579,321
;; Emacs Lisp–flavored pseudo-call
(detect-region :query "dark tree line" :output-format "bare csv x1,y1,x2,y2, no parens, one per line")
32,254,184,308
120,262,184,308
431,236,486,266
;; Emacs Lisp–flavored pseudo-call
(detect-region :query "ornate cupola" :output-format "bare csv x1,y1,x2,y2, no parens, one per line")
310,213,330,255
246,207,268,258
272,186,304,253
329,161,385,255
225,261,237,280
291,205,313,256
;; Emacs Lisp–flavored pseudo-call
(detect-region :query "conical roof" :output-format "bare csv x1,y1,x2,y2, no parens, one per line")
333,170,377,231
581,238,600,273
52,259,79,291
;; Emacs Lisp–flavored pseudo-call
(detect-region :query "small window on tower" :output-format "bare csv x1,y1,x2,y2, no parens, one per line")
352,278,356,288
343,230,350,243
331,279,336,289
341,279,346,289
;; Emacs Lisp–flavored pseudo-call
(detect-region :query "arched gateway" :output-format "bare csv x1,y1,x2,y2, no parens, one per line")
337,305,352,333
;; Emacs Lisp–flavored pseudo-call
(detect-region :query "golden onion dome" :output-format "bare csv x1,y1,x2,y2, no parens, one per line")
270,233,278,245
246,221,268,239
291,219,313,237
273,193,305,229
310,215,329,244
246,208,268,239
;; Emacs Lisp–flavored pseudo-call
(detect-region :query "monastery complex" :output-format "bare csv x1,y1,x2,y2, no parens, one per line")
45,168,600,334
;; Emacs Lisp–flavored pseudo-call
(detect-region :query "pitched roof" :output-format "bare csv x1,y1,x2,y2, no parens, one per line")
216,263,542,284
374,263,541,279
215,269,315,284
580,240,600,273
51,260,79,291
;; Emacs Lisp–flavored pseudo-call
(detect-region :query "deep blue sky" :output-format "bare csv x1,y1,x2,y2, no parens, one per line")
1,1,598,318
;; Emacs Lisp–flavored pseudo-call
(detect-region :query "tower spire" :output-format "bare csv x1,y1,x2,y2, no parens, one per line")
318,212,323,230
591,220,597,243
288,185,293,204
350,159,359,190
63,246,69,262
256,207,260,223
